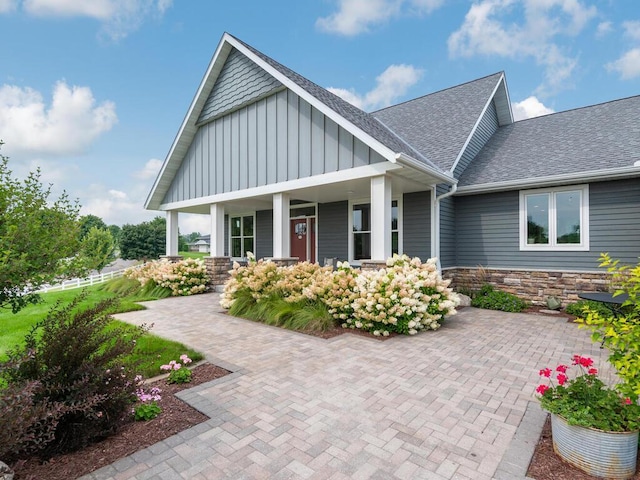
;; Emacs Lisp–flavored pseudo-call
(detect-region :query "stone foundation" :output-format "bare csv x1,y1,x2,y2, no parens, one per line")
205,256,231,291
443,267,613,306
267,257,299,267
160,255,183,263
360,260,388,271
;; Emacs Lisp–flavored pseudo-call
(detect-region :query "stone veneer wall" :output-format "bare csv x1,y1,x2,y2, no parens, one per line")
443,267,613,306
205,256,232,291
267,257,299,267
360,260,387,271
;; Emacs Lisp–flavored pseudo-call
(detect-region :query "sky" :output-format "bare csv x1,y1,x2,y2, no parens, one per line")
0,0,638,235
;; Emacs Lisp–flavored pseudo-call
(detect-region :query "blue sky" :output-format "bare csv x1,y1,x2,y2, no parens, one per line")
0,0,638,234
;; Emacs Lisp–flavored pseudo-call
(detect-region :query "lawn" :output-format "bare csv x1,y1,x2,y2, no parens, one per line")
0,283,203,378
179,251,209,259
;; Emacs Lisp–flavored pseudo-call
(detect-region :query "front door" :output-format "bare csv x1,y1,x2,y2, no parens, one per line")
290,218,316,263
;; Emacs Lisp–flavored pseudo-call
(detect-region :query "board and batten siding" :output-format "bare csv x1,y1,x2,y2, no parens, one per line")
198,48,282,124
453,178,640,270
452,101,499,179
317,201,349,262
162,89,386,205
402,191,431,260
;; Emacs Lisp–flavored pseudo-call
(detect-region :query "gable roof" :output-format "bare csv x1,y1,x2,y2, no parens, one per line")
457,95,640,192
371,73,512,172
145,33,454,210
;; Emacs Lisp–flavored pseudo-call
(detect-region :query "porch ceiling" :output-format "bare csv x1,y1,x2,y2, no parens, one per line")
172,165,443,216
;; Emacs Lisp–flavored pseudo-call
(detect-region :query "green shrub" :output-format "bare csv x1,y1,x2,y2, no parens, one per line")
565,299,612,318
471,284,528,312
0,292,148,458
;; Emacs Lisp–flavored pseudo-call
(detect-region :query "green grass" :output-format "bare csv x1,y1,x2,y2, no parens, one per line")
179,251,208,259
0,281,203,378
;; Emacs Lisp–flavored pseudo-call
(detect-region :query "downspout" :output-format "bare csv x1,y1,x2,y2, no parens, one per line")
432,183,458,272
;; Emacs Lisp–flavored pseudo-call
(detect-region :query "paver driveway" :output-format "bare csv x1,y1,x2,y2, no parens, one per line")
83,293,604,480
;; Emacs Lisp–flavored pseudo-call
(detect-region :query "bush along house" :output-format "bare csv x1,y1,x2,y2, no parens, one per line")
145,33,640,304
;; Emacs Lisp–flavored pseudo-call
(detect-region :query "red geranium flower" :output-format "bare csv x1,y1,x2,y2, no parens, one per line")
536,384,549,395
557,373,568,385
556,364,568,373
588,368,598,375
539,368,552,378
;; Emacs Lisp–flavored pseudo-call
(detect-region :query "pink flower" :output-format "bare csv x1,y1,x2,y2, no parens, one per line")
624,398,632,405
588,368,598,375
539,368,552,378
173,363,181,370
572,355,594,368
536,384,549,395
555,365,568,373
556,373,568,385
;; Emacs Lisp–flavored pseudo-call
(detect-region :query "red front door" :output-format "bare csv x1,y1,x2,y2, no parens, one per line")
290,218,316,263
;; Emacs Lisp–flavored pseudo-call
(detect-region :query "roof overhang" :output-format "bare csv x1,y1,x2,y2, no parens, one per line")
455,166,640,195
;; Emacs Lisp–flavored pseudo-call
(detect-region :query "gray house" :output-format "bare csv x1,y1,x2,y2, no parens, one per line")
146,33,640,303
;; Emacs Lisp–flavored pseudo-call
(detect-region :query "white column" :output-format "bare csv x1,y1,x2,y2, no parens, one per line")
209,203,225,256
273,192,290,258
370,175,392,261
165,210,179,256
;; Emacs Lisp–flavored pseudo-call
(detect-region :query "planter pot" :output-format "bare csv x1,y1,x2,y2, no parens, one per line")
551,413,639,479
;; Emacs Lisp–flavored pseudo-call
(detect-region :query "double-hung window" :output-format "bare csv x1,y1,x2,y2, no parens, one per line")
351,199,400,260
230,214,255,258
519,185,589,251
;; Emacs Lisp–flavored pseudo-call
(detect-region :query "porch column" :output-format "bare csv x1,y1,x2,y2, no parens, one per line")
370,175,392,261
273,192,290,258
209,203,225,256
165,210,179,257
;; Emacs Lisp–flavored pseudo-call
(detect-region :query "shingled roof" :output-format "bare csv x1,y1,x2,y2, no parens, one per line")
458,95,640,189
229,34,442,172
371,73,506,172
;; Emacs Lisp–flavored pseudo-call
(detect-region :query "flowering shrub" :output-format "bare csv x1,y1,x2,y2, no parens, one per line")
536,355,640,432
125,258,208,296
134,384,162,421
220,254,460,336
160,354,193,384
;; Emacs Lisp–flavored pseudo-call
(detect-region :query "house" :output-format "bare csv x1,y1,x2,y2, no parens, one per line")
187,235,211,253
146,33,640,303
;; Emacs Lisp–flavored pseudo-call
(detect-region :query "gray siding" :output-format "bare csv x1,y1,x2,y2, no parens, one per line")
255,209,273,259
438,184,456,268
403,191,431,260
453,178,640,270
224,215,229,256
318,201,348,262
198,48,282,124
453,101,499,179
163,89,385,204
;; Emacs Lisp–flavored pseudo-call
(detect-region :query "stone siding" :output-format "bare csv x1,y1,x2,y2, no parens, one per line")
267,258,299,267
205,256,232,291
360,260,387,271
443,267,613,306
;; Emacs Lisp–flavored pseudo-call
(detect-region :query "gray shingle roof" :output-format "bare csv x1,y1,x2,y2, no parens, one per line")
229,34,444,173
458,95,640,188
371,73,504,172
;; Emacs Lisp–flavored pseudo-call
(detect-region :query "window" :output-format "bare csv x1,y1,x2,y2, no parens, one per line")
230,214,254,258
519,185,589,251
351,200,400,261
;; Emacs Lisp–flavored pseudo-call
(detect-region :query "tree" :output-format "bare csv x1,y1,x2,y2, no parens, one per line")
0,143,83,313
79,227,116,272
187,231,201,243
119,216,166,260
78,214,107,240
107,224,121,247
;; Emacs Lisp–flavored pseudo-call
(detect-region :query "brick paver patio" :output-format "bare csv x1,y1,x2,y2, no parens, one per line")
82,293,604,480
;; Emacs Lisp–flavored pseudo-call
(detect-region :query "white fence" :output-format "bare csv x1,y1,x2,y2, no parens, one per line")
37,268,128,293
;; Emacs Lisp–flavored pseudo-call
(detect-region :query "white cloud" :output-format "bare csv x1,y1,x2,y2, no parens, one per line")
5,0,173,40
622,20,640,42
0,0,17,12
80,185,154,226
448,0,597,95
328,64,423,111
512,96,555,121
595,21,612,38
179,214,210,236
134,158,162,180
0,81,117,157
316,0,444,36
606,48,640,80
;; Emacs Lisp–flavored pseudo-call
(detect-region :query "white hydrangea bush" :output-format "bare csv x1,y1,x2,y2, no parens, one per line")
124,258,208,296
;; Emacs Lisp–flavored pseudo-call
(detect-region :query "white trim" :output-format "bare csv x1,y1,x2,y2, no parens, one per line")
158,162,402,211
441,265,606,274
228,212,256,259
394,152,455,184
455,166,640,195
519,184,589,252
370,175,392,261
273,193,290,258
449,74,504,175
210,203,225,256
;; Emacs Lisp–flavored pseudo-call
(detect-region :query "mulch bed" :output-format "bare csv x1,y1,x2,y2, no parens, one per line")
11,363,230,480
527,415,640,479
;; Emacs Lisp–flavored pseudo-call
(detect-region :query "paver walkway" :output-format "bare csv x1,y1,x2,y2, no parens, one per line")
83,293,605,480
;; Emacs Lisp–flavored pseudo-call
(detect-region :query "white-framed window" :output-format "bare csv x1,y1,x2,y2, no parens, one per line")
519,185,589,251
349,198,402,261
229,214,255,258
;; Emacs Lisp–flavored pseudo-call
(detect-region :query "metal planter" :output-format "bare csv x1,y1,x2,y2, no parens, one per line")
551,413,639,479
